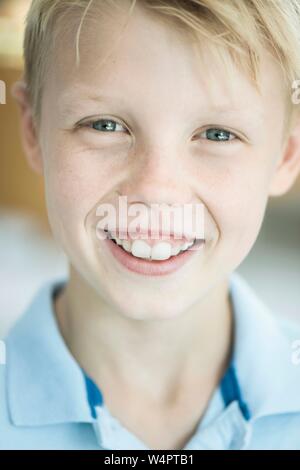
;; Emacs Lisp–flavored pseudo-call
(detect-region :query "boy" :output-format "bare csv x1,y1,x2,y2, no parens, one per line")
1,0,300,450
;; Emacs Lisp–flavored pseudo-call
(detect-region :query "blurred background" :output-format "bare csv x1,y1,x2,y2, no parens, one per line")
0,0,299,337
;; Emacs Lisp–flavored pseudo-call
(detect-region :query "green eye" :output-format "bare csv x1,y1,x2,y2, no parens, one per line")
91,119,125,132
201,128,236,142
80,118,127,133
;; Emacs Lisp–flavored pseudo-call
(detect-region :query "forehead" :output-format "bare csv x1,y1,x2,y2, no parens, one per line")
45,2,286,123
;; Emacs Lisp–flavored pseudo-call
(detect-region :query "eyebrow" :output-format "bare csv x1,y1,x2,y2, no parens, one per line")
207,107,265,125
58,95,129,124
59,91,126,114
59,90,264,127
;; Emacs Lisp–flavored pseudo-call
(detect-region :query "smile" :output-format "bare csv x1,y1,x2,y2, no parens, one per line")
100,229,205,276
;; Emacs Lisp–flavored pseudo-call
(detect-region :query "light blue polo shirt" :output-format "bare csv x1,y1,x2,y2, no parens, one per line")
1,272,300,450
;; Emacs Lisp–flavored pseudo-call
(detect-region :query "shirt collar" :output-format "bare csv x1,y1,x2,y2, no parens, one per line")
183,401,252,450
5,272,300,427
6,278,92,426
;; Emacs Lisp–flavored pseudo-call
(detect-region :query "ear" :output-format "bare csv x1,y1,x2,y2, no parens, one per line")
269,118,300,197
11,80,44,175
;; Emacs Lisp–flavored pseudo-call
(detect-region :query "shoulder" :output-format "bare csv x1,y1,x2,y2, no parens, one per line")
230,272,300,347
230,273,300,443
249,411,300,449
0,362,97,450
277,314,300,340
251,315,300,449
276,315,300,366
0,364,19,449
0,279,99,450
273,313,300,358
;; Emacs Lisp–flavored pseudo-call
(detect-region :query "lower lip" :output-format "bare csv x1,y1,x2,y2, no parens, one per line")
103,237,204,276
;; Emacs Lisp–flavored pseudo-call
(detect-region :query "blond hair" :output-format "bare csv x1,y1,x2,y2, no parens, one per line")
23,0,300,130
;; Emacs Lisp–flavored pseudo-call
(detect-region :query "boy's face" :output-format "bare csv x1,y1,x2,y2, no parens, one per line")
16,5,300,319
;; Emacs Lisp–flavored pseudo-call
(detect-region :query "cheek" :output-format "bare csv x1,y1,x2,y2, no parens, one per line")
45,165,92,231
42,149,111,253
204,151,274,266
226,181,267,246
43,143,115,223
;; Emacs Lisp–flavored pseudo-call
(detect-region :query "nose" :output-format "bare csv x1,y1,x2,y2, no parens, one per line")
120,144,192,207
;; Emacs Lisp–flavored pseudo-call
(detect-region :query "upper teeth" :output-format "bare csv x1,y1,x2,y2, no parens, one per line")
108,235,195,260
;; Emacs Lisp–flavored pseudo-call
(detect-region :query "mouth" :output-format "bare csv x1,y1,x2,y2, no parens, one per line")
100,229,205,276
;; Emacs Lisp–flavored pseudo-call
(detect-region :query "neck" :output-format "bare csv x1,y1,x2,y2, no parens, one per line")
54,268,234,406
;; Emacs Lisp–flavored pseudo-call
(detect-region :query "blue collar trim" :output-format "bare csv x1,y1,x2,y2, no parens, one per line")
220,364,251,421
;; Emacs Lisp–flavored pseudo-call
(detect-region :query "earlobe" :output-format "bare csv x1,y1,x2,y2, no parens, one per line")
269,119,300,197
11,80,44,175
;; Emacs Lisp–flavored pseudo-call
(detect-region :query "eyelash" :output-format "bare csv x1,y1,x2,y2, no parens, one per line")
78,118,128,134
197,127,238,143
78,118,239,143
